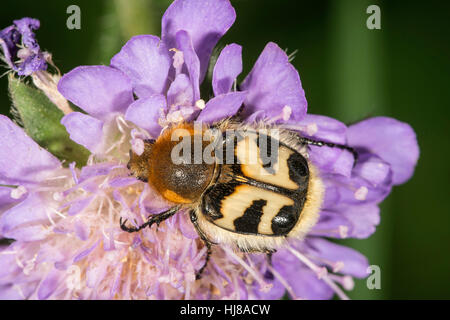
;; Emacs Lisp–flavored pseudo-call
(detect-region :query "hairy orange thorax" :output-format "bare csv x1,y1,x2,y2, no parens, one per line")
128,123,216,204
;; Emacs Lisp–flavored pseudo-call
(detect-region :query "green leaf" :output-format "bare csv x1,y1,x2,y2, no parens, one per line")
8,74,90,167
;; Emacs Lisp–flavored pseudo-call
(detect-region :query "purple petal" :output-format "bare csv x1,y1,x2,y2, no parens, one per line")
3,225,49,242
73,240,100,263
0,284,32,300
305,238,369,278
0,115,60,185
0,246,20,279
175,30,200,102
108,177,138,188
125,95,166,138
212,43,242,96
276,258,334,300
291,271,334,300
0,17,47,76
353,154,391,186
74,220,89,241
0,25,18,69
322,173,392,207
289,115,354,176
78,162,114,182
197,91,246,123
251,277,286,300
317,178,383,239
309,147,354,177
178,212,198,239
347,117,419,185
167,73,194,108
58,66,134,119
162,0,236,81
244,110,265,124
311,209,352,239
0,193,49,234
111,35,171,98
240,42,307,122
61,112,104,153
38,269,62,300
13,18,40,50
336,204,381,239
68,196,94,216
17,53,47,76
321,178,341,208
292,114,347,143
0,187,17,209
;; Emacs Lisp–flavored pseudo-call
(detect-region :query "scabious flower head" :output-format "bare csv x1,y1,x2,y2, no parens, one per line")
0,17,72,115
0,17,47,76
0,0,419,300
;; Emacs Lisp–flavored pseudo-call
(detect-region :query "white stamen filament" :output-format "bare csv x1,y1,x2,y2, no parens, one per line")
116,116,129,134
287,246,350,300
101,227,128,246
45,175,72,181
46,208,57,226
304,252,346,273
51,208,66,219
222,246,272,292
310,225,349,239
329,274,355,291
266,263,298,299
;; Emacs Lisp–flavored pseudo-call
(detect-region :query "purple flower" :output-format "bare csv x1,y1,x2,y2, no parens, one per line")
0,17,47,76
0,0,419,300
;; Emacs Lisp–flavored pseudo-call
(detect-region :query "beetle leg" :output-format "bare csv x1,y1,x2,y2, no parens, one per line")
120,205,180,233
189,210,215,279
263,250,277,280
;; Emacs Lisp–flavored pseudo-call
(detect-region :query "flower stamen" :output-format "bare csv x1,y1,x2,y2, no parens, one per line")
287,246,350,300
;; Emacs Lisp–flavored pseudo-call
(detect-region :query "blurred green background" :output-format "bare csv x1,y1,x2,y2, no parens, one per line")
1,0,449,299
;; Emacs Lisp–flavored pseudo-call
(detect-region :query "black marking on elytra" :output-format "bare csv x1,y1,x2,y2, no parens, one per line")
287,152,309,193
200,131,311,236
201,182,239,221
271,204,298,235
233,199,267,234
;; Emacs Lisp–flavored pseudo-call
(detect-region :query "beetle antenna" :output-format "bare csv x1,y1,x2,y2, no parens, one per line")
297,136,358,165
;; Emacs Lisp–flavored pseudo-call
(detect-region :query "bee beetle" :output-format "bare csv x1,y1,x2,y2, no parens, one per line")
121,120,357,279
